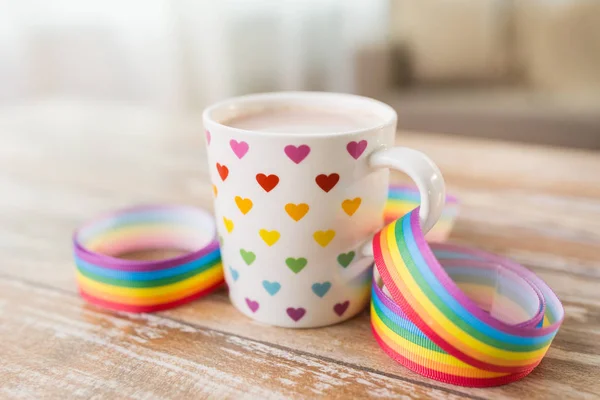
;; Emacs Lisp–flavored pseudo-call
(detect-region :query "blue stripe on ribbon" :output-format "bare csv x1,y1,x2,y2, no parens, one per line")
74,248,221,281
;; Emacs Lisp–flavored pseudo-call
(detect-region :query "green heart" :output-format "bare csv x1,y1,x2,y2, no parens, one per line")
337,251,355,268
240,249,256,265
285,257,307,274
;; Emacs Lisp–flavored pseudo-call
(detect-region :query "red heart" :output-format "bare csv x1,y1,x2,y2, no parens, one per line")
216,163,229,181
256,173,280,192
315,173,339,193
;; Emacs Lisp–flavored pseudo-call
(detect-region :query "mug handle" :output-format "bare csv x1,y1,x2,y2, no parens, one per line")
370,146,446,234
344,146,445,279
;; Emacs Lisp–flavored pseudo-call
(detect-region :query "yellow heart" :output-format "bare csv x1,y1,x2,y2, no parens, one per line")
259,229,281,246
223,217,234,233
341,197,362,216
212,184,218,197
313,230,335,247
284,203,309,221
235,196,253,215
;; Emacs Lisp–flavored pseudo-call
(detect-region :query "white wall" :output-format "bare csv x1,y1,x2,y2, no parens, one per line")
0,0,390,110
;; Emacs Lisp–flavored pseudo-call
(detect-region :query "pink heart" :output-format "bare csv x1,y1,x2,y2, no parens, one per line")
245,298,259,313
346,140,367,160
205,130,211,145
230,140,249,159
286,307,306,322
284,144,311,164
334,301,349,317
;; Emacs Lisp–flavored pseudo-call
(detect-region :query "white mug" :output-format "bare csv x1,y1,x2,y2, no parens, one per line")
203,92,445,328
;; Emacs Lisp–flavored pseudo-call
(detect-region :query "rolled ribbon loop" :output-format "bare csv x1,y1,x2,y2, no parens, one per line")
371,207,564,387
73,205,224,312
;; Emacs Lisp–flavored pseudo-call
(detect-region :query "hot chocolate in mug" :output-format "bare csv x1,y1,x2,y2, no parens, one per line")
203,92,446,328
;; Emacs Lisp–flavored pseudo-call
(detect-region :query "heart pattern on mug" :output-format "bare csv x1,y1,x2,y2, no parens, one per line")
315,173,340,193
230,139,249,159
259,229,280,246
313,230,335,247
235,196,253,215
346,140,367,159
311,282,331,298
215,135,377,326
256,173,280,192
205,130,211,145
337,251,355,268
216,163,229,181
285,257,307,274
229,266,239,281
262,280,281,296
223,217,234,233
342,197,362,216
285,203,309,222
286,307,306,322
240,249,256,265
284,144,310,164
246,298,259,313
334,301,350,317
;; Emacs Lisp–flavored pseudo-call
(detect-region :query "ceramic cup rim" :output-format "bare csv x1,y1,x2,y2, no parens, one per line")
202,91,397,139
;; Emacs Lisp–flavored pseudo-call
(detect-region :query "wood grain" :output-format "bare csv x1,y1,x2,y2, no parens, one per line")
2,278,473,400
1,101,599,399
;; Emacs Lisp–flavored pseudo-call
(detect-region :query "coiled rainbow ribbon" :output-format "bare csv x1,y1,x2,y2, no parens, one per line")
73,205,224,312
371,207,564,387
73,187,562,386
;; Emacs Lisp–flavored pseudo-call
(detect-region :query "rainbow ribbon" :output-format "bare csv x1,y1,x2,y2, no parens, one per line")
73,205,224,313
371,207,564,387
73,188,562,387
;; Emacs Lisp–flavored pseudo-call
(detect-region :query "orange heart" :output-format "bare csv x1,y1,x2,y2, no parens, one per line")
285,203,309,221
313,230,335,247
259,229,280,246
235,196,253,215
212,185,218,197
341,197,361,216
223,217,234,233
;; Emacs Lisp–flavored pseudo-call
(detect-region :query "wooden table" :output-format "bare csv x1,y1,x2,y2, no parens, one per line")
1,102,599,399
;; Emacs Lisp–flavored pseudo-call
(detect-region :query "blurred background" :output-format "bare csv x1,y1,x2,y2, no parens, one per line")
1,0,599,148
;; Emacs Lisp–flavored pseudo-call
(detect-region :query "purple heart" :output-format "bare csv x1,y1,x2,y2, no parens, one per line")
346,140,367,160
286,307,306,322
230,139,249,159
334,301,349,317
284,145,310,164
205,130,211,145
245,298,259,313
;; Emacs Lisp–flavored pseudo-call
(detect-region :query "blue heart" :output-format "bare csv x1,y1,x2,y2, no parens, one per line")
262,280,281,296
311,282,331,298
229,266,239,282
